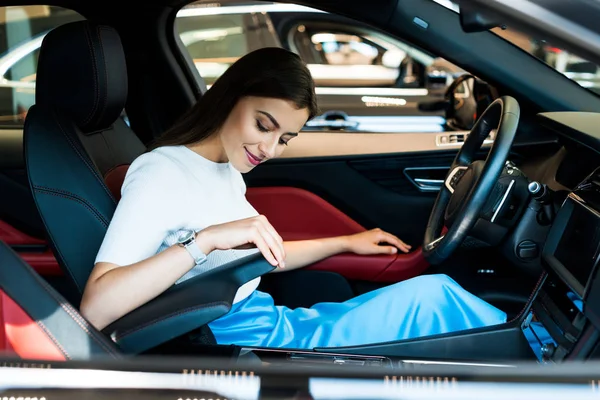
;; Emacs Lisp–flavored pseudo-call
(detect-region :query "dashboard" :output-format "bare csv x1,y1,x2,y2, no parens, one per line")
538,112,600,190
521,112,600,362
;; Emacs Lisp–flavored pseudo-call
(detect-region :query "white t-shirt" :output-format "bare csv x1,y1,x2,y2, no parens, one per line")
95,145,261,303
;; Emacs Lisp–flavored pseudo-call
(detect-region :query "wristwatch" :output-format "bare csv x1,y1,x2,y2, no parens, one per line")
177,230,207,266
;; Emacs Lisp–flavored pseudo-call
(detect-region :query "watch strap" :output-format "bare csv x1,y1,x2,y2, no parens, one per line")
182,234,207,265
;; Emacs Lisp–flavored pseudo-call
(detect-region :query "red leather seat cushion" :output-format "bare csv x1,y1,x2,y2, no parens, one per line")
104,164,130,201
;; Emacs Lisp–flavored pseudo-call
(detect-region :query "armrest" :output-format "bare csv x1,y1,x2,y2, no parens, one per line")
102,252,275,354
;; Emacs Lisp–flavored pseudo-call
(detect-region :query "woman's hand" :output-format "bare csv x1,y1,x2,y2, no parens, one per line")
196,215,286,268
344,228,411,255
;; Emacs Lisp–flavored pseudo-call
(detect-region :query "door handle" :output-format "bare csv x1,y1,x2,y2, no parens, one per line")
413,178,444,191
404,166,450,192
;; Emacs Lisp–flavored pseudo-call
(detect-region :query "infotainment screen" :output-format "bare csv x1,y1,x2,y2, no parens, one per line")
553,203,600,289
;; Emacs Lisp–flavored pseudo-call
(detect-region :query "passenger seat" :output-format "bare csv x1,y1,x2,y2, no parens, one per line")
24,21,145,299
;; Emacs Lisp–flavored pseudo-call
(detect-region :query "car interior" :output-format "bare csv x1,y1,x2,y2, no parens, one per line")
1,0,600,372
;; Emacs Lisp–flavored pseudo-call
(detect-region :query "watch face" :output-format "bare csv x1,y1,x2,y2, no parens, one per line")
178,230,194,244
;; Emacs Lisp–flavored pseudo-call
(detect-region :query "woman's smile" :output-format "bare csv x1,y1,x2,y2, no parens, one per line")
244,147,263,166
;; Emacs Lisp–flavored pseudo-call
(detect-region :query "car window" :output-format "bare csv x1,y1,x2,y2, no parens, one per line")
175,13,248,85
289,27,407,88
300,32,389,66
6,48,39,82
177,1,463,133
0,6,84,126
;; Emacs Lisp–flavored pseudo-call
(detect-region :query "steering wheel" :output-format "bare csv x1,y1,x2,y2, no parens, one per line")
422,96,520,264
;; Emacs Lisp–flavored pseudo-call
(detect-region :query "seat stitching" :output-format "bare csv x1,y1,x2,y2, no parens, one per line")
113,301,229,340
508,272,546,323
81,24,100,126
34,273,119,357
54,112,116,203
36,320,71,360
34,186,109,227
32,187,102,292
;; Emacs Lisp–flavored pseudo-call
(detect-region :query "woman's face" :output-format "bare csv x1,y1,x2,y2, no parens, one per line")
219,96,309,173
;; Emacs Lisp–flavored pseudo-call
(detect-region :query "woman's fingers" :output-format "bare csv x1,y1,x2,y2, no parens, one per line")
258,217,286,260
249,218,285,268
378,231,412,253
257,226,286,268
251,230,279,267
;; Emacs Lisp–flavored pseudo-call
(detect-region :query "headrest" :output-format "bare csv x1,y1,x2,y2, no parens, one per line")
36,21,127,134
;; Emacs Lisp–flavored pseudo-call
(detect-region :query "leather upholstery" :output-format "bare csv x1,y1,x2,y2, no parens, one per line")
0,241,120,360
25,106,118,296
35,21,145,177
36,22,127,135
25,21,144,296
104,164,130,201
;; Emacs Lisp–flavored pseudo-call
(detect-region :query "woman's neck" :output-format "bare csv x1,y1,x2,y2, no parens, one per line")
186,135,228,163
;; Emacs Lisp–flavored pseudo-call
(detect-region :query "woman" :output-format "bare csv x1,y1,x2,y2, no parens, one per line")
81,47,506,349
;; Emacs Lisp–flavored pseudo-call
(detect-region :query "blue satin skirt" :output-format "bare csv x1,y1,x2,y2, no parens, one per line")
208,274,507,349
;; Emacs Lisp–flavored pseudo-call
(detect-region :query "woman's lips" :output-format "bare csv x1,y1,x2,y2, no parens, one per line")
245,147,262,166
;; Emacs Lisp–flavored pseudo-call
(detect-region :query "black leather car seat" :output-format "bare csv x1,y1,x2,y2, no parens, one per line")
24,21,145,299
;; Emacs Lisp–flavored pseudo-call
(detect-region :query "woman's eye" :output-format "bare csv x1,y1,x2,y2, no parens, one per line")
279,138,289,146
256,120,269,132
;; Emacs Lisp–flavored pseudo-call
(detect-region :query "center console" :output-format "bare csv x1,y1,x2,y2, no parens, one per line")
523,168,600,362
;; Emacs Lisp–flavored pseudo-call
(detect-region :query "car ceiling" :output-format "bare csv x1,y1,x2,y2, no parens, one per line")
462,0,600,69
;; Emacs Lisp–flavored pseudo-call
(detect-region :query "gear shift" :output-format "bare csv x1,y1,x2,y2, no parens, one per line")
528,181,554,223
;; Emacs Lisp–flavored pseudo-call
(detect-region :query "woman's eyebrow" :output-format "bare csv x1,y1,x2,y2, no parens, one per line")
258,110,280,129
258,110,299,136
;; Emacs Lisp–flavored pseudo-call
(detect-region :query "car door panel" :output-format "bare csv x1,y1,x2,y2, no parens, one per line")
305,250,428,282
246,186,366,239
246,186,429,282
245,153,450,248
244,153,447,284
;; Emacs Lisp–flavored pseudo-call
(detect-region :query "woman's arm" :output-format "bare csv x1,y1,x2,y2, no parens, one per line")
275,228,412,272
81,215,286,330
80,239,209,330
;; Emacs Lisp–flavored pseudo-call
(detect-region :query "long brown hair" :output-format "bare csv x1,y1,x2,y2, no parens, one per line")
148,47,319,150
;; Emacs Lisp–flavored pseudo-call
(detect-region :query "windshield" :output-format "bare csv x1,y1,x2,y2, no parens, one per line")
433,0,600,95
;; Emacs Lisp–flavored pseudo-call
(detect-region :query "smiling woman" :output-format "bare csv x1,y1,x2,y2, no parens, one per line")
210,97,307,172
81,47,507,349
